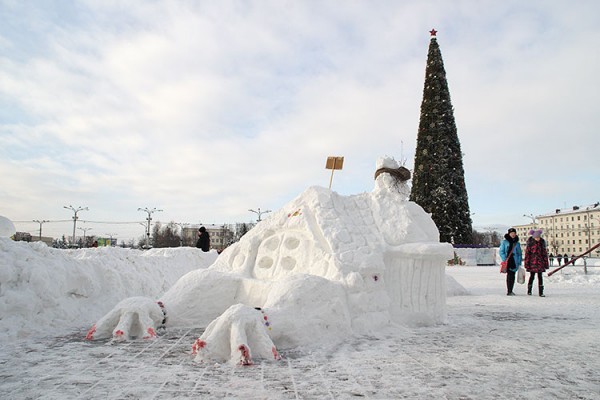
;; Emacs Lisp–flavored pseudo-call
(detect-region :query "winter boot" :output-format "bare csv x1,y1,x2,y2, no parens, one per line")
539,285,545,297
527,284,533,296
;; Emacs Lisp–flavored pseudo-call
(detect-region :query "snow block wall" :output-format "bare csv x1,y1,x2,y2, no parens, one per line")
384,245,448,325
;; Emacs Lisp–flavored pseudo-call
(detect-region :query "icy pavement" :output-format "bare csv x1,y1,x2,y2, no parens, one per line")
2,267,600,399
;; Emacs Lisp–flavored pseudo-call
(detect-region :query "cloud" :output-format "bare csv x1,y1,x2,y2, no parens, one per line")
1,1,599,240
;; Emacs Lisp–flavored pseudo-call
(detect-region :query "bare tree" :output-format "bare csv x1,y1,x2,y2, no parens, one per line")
152,221,182,248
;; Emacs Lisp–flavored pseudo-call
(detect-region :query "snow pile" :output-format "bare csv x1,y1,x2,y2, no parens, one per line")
0,215,16,237
446,274,470,296
0,238,217,339
546,266,600,286
568,257,600,266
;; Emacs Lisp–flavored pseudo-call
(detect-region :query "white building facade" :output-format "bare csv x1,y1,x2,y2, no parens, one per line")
513,203,600,257
182,224,235,252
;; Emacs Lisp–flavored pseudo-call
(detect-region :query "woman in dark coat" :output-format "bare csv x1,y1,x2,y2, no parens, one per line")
524,229,549,297
196,226,210,252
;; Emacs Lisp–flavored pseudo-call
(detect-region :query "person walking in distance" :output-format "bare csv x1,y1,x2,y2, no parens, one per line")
563,253,569,267
556,253,562,266
196,226,210,252
524,229,549,297
499,228,522,296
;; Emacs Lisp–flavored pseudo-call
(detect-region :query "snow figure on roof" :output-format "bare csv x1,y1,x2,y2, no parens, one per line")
87,157,453,365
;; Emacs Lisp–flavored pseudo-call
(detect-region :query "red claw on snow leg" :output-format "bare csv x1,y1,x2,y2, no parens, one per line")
272,346,281,360
143,327,157,339
85,324,96,340
238,344,253,366
113,329,125,341
191,339,206,355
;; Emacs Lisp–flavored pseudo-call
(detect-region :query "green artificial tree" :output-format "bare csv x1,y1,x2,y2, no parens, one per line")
410,29,473,244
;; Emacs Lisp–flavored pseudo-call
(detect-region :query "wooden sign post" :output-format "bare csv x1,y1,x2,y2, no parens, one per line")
325,156,344,189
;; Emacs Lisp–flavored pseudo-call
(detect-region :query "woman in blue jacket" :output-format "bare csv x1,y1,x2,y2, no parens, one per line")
499,228,523,296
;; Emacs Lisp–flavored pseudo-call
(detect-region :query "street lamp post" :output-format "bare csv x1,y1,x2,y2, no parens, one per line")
138,222,147,247
523,213,537,226
482,226,495,247
64,205,88,247
78,227,92,245
248,208,271,222
173,222,189,247
33,219,49,241
138,207,163,248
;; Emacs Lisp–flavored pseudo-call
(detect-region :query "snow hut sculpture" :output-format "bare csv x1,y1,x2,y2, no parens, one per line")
87,157,453,364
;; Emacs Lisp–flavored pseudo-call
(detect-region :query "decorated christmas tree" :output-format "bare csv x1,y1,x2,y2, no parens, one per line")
410,29,473,244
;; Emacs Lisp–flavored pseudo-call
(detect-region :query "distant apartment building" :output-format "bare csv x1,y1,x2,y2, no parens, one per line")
513,203,600,256
182,224,234,252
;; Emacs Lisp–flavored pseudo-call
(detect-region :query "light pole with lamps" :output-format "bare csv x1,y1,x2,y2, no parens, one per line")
248,208,271,222
64,205,88,247
138,207,163,248
523,213,537,226
33,219,49,241
173,222,189,247
78,227,92,246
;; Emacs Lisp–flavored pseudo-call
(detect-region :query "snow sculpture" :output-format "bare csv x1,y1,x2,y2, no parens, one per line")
87,157,453,365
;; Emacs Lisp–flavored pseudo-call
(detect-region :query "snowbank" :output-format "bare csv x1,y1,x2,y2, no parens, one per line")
0,238,217,339
0,215,16,237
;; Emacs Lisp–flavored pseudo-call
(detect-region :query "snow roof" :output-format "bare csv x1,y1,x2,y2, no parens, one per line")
537,202,600,217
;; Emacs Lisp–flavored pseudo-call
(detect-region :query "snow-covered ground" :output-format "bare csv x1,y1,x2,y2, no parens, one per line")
1,238,599,399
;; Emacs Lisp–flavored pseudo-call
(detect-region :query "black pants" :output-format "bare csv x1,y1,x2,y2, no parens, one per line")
506,270,516,293
506,257,516,293
528,272,544,287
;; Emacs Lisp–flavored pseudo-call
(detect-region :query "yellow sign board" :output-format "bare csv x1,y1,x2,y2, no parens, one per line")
325,156,344,189
325,156,344,170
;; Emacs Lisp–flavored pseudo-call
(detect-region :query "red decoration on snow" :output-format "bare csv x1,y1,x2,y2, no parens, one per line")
85,324,96,340
191,339,206,355
238,344,253,366
429,28,437,37
272,346,281,360
144,327,157,339
260,309,272,330
114,330,124,337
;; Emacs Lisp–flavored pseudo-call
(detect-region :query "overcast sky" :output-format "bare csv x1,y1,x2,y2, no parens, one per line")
2,0,599,242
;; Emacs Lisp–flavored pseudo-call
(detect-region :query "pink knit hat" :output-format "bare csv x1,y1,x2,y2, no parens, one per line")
528,229,543,238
